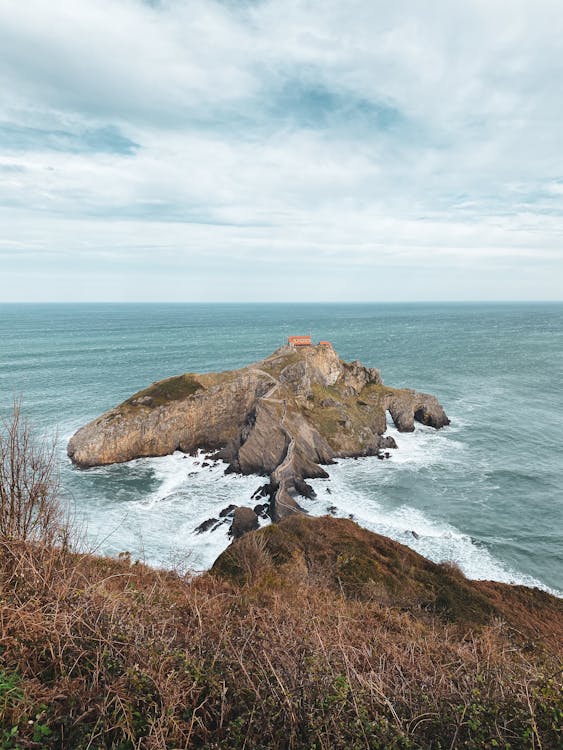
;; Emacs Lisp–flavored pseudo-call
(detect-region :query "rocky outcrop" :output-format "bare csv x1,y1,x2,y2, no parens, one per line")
68,342,449,520
387,390,450,432
230,507,260,539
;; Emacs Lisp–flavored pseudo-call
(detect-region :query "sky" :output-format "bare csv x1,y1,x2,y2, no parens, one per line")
0,0,562,302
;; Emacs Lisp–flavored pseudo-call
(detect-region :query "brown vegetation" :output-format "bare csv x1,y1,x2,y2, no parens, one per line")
0,516,561,749
214,516,563,642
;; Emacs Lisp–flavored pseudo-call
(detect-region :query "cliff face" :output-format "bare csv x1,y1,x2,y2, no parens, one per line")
68,343,449,520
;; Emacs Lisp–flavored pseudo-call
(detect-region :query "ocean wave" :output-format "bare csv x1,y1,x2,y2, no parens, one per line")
60,427,560,596
67,451,263,572
307,447,561,596
379,417,466,471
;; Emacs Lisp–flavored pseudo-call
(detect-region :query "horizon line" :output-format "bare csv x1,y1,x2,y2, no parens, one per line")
1,299,562,305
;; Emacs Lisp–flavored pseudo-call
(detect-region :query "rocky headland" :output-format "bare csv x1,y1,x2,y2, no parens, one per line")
68,341,449,528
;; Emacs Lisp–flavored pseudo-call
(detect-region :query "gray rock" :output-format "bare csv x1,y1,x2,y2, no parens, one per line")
194,518,219,534
230,507,259,539
67,343,449,529
219,504,237,518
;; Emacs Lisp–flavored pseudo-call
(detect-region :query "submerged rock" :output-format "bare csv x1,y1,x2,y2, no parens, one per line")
219,504,237,518
194,518,219,534
68,342,449,521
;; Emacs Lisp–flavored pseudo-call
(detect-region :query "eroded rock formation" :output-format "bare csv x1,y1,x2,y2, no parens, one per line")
68,343,449,521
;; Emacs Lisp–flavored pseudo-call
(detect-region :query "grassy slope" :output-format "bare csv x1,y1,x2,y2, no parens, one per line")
116,371,238,415
0,517,561,750
122,374,204,409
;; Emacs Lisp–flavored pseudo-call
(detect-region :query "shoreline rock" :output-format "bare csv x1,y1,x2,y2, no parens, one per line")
230,507,260,539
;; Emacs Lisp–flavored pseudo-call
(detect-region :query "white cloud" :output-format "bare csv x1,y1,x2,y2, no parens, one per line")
0,0,562,300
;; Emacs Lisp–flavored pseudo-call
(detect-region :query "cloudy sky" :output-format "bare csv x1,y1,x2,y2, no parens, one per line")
1,0,562,302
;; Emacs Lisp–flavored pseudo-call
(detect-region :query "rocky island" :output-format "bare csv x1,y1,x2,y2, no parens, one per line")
68,339,449,527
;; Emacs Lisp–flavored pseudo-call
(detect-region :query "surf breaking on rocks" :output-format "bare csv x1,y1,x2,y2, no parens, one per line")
68,339,449,535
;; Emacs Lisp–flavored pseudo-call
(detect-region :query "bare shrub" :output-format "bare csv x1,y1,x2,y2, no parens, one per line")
0,401,70,546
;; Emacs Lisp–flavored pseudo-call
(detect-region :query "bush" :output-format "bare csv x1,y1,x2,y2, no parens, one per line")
0,401,69,546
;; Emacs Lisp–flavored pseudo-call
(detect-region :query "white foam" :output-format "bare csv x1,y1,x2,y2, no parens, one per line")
380,414,466,470
307,448,561,596
71,451,265,572
65,426,560,596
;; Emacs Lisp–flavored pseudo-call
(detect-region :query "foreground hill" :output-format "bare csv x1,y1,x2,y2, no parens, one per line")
68,342,449,520
214,516,563,641
1,516,561,749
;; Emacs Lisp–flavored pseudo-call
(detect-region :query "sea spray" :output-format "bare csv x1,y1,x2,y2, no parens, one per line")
65,450,263,571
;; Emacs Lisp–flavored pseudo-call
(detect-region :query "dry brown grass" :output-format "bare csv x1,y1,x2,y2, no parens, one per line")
1,406,561,748
0,517,561,749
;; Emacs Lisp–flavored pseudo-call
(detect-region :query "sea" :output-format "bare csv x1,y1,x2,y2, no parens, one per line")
0,302,561,594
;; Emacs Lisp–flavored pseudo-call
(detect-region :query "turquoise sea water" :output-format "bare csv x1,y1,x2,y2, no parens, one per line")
0,302,561,593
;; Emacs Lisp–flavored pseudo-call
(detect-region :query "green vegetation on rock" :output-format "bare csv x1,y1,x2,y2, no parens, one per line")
124,373,203,409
